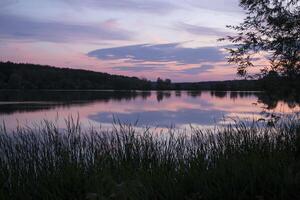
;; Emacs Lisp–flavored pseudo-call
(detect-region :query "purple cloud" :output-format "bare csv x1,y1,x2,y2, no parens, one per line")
113,66,160,72
0,0,17,8
185,0,241,13
0,14,132,42
177,22,231,37
88,43,226,65
180,65,214,74
113,64,215,75
62,0,177,14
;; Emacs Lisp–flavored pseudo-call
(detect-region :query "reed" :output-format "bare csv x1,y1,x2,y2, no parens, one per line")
0,117,299,200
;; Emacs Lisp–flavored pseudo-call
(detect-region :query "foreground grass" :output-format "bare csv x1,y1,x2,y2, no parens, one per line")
0,119,300,200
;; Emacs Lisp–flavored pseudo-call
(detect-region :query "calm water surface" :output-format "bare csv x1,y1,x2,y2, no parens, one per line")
0,90,299,130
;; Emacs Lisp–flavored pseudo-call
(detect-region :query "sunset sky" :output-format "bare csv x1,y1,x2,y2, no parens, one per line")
0,0,252,82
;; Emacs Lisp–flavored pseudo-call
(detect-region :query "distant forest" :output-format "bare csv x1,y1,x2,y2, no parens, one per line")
0,61,299,92
0,62,152,90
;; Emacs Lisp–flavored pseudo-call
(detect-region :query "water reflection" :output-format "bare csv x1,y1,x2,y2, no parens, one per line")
0,90,151,102
0,90,299,130
0,90,151,114
187,91,202,98
256,92,300,110
156,91,172,102
89,109,226,127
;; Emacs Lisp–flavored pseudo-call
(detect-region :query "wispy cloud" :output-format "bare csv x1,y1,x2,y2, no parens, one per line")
112,64,164,72
62,0,177,14
176,22,231,37
88,43,226,64
0,14,132,43
180,65,214,74
184,0,241,13
0,0,17,9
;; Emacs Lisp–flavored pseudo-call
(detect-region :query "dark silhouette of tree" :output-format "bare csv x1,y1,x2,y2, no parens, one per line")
156,77,172,90
0,62,153,90
0,72,5,88
165,78,171,85
3,61,294,91
156,77,164,90
222,0,300,78
8,73,23,89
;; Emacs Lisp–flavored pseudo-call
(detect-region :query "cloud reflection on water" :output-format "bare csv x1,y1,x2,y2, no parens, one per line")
0,90,299,130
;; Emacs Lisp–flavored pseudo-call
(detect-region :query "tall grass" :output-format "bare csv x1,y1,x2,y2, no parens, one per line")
0,118,300,200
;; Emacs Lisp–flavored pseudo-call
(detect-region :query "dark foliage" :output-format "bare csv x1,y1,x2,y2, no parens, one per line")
1,61,299,92
222,0,300,78
0,118,300,200
155,77,172,90
0,61,152,90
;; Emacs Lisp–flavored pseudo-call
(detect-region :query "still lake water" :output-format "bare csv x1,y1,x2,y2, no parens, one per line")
0,90,299,130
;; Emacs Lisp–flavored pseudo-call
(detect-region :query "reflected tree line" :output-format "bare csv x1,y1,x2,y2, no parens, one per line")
0,90,299,114
0,91,151,114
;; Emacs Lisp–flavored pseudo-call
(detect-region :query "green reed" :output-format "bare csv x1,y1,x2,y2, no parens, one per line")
0,117,300,200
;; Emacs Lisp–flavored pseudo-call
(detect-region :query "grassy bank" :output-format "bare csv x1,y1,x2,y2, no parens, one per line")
0,119,300,200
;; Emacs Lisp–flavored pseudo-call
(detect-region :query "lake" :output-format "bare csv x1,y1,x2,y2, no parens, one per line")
0,90,299,131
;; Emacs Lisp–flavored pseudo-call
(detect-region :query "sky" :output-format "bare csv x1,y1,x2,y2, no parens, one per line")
0,0,253,82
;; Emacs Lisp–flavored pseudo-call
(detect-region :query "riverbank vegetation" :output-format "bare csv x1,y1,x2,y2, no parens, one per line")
1,61,300,92
0,61,153,90
0,118,300,200
221,0,300,92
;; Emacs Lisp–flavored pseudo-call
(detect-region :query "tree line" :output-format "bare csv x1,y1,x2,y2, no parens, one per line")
1,61,299,91
0,62,152,90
